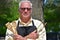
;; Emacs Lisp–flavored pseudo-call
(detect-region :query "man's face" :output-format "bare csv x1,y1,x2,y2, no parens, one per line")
19,2,32,18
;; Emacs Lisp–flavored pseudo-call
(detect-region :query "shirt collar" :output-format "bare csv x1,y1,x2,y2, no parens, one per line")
18,17,32,26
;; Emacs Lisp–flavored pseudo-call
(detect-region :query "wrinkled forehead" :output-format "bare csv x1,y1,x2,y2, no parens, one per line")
20,2,32,8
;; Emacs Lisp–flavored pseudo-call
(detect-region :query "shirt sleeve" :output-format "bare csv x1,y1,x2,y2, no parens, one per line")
5,29,14,40
36,22,46,40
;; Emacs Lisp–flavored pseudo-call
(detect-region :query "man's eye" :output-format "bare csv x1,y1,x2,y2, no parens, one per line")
20,8,31,11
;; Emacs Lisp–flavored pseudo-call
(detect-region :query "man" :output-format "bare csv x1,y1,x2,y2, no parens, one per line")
5,0,46,40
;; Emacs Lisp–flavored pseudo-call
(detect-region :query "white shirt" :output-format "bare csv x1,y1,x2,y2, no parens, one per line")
5,18,46,40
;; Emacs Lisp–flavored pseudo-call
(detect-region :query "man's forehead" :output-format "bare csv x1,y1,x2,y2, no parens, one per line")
19,1,32,8
21,2,30,5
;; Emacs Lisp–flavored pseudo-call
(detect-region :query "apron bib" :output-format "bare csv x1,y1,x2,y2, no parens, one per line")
17,20,37,37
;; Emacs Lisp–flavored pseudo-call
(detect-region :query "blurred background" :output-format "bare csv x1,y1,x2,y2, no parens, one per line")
0,0,60,40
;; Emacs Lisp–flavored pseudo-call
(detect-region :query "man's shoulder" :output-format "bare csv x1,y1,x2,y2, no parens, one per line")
32,19,42,24
32,19,44,27
32,19,45,31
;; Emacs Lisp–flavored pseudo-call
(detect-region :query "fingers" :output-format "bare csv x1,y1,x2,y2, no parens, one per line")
33,30,37,33
13,34,18,40
13,34,21,40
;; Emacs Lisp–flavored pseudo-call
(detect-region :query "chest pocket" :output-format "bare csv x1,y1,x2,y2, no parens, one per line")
17,21,37,37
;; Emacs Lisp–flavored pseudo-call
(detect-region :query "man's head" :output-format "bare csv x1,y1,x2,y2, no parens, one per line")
19,0,32,19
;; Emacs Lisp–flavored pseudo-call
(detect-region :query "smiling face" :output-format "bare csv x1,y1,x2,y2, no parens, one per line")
19,2,32,19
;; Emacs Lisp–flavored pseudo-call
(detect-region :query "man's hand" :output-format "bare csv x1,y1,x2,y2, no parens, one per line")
14,34,27,40
25,30,39,39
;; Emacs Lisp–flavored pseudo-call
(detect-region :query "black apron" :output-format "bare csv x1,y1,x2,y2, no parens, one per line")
17,20,37,37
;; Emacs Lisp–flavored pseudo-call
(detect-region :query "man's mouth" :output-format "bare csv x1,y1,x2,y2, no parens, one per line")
22,13,30,17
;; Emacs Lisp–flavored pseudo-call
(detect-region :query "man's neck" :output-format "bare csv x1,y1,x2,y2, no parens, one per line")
20,17,31,23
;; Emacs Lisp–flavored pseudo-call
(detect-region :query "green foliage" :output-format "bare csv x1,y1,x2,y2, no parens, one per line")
44,3,60,32
6,1,19,22
0,1,19,35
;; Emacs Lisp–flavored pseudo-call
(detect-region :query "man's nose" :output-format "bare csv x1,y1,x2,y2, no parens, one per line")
24,9,28,12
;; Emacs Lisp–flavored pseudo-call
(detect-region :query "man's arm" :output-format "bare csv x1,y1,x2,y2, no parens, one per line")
25,30,38,39
5,29,27,40
24,24,46,40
